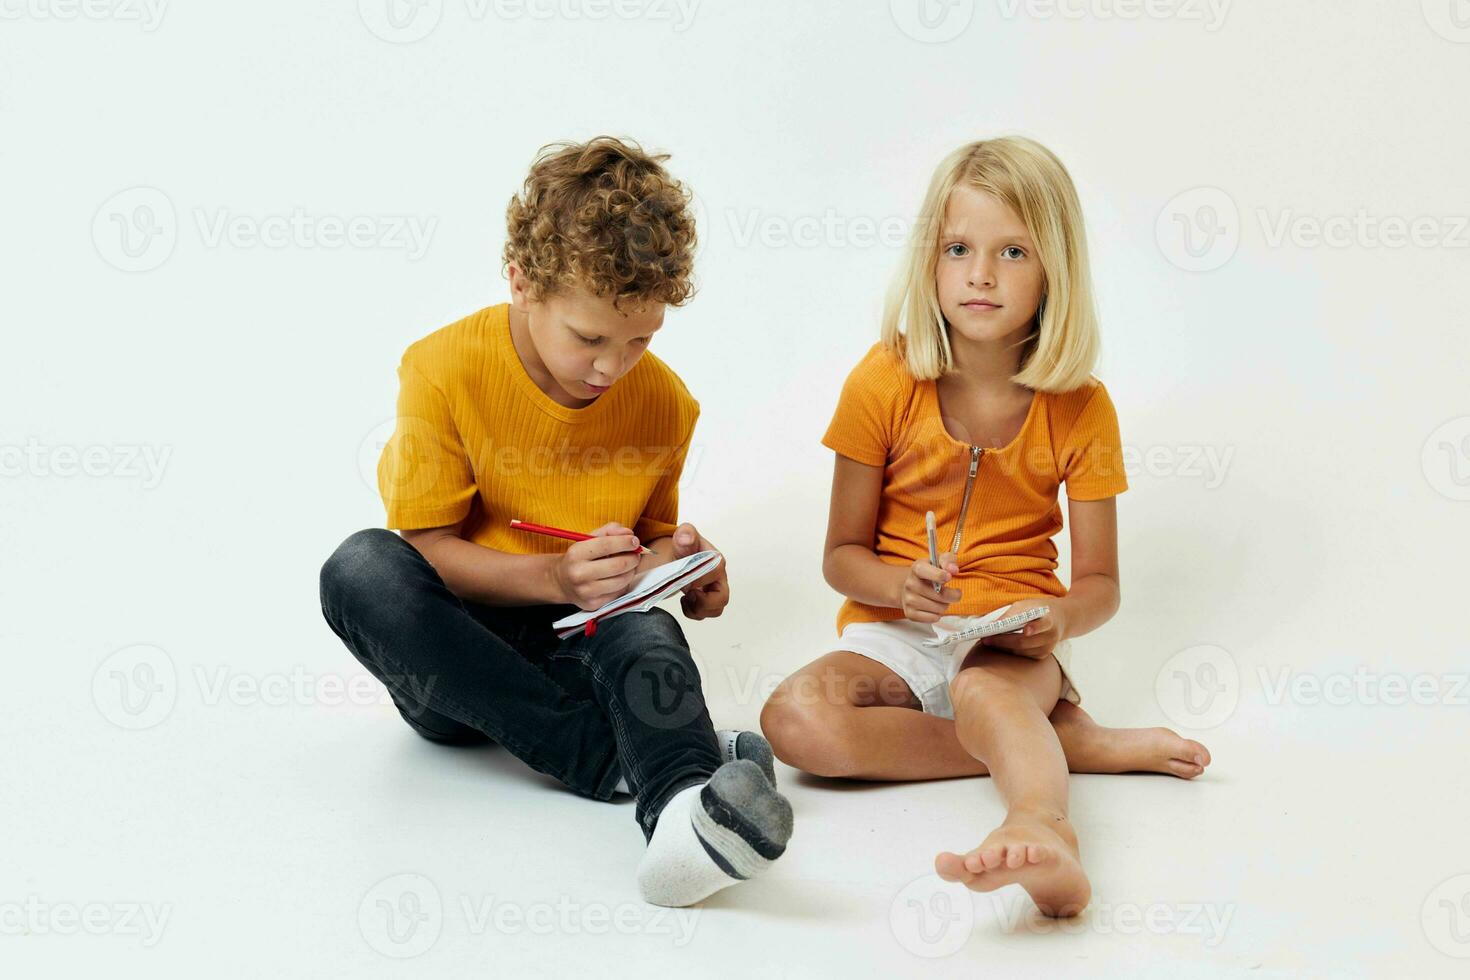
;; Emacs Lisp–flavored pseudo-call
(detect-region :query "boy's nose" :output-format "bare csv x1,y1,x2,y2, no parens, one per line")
592,352,623,381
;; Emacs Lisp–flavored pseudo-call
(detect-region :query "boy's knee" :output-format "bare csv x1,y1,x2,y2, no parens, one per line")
595,607,690,656
320,528,408,610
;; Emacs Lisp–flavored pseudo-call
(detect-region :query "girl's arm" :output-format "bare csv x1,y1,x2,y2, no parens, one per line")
1056,495,1121,639
822,454,958,619
968,495,1121,658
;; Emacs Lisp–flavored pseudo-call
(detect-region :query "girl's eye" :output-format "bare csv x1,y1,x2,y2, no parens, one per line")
1002,246,1026,260
576,333,603,346
945,243,969,258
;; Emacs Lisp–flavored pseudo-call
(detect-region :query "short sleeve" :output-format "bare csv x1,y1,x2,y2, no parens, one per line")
1059,381,1129,500
633,406,699,542
821,347,900,466
376,359,478,529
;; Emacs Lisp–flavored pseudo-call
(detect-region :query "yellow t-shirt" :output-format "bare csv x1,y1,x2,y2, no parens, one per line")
821,343,1128,634
377,303,699,553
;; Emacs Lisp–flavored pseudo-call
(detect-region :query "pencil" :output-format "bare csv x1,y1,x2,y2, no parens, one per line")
509,519,655,556
925,510,943,594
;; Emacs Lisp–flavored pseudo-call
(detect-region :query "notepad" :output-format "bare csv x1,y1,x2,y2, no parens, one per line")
921,604,1050,648
551,550,723,639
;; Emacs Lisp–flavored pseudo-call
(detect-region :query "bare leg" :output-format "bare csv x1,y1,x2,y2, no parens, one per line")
760,652,1211,782
934,649,1090,917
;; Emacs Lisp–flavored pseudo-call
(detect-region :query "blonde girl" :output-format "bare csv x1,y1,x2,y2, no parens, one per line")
761,136,1210,917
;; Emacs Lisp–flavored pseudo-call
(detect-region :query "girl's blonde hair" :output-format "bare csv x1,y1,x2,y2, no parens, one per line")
881,136,1100,393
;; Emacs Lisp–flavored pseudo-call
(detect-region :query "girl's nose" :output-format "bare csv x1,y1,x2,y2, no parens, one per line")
967,258,996,288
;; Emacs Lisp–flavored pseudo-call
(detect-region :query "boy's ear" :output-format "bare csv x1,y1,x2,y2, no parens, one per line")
506,264,531,310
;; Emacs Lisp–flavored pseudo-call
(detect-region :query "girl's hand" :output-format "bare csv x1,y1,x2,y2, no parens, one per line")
899,551,961,623
980,597,1069,659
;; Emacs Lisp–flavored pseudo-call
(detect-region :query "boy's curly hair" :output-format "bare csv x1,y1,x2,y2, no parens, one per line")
503,137,697,309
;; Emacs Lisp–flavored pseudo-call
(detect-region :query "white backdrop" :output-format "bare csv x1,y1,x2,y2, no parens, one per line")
4,2,1469,976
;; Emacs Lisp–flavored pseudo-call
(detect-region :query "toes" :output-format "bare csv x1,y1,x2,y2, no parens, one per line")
936,852,975,884
1005,845,1026,870
980,846,1006,872
1168,758,1204,779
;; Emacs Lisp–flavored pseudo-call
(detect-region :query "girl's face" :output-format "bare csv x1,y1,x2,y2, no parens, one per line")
934,185,1045,352
508,266,664,408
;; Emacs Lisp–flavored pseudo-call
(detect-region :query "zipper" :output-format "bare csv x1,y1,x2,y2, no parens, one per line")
949,445,983,555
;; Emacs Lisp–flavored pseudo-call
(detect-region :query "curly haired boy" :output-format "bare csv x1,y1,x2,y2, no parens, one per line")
320,137,793,907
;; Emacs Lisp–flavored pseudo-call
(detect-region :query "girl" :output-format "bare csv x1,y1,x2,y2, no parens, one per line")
760,137,1211,917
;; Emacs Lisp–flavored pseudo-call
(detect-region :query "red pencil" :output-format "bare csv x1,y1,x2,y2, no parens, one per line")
509,519,655,555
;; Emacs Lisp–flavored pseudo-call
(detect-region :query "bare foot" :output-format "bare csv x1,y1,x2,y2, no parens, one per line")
1051,700,1212,779
936,807,1091,917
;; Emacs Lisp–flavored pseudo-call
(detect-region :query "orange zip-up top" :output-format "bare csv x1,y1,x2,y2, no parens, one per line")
376,304,699,552
821,342,1128,634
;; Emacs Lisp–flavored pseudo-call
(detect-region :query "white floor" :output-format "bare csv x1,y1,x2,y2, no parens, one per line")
12,592,1468,978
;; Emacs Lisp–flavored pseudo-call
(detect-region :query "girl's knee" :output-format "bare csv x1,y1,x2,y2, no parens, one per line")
760,690,863,778
949,665,1025,713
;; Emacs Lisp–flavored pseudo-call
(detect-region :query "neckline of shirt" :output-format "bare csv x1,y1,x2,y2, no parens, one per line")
490,303,617,426
925,378,1042,455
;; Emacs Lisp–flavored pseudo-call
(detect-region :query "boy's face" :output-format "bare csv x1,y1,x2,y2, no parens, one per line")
935,185,1045,352
508,268,665,407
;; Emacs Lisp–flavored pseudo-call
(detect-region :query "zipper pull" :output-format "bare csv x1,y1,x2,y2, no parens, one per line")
969,445,982,476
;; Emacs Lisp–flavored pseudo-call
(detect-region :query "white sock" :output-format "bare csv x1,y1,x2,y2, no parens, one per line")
636,783,736,907
636,760,792,908
613,775,630,796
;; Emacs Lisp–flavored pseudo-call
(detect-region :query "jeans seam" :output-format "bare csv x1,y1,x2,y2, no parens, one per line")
552,647,647,791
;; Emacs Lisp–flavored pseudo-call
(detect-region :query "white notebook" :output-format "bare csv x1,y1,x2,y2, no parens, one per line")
922,604,1049,648
552,550,723,639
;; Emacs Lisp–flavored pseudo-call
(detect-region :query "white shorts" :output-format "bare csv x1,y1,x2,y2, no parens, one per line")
830,618,1081,720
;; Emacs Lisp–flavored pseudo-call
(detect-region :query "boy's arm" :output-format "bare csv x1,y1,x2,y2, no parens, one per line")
401,518,642,610
636,524,729,620
627,422,729,620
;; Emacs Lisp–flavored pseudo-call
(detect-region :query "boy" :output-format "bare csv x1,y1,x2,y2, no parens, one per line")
319,137,792,908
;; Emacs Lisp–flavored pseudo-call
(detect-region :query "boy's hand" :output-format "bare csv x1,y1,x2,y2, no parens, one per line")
553,522,643,611
980,597,1069,659
899,551,961,624
671,523,728,620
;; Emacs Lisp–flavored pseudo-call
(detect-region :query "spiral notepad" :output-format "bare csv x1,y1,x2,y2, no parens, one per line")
551,551,723,639
921,604,1050,648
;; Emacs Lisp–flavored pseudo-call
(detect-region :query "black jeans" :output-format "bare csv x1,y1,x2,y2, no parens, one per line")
318,528,722,839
